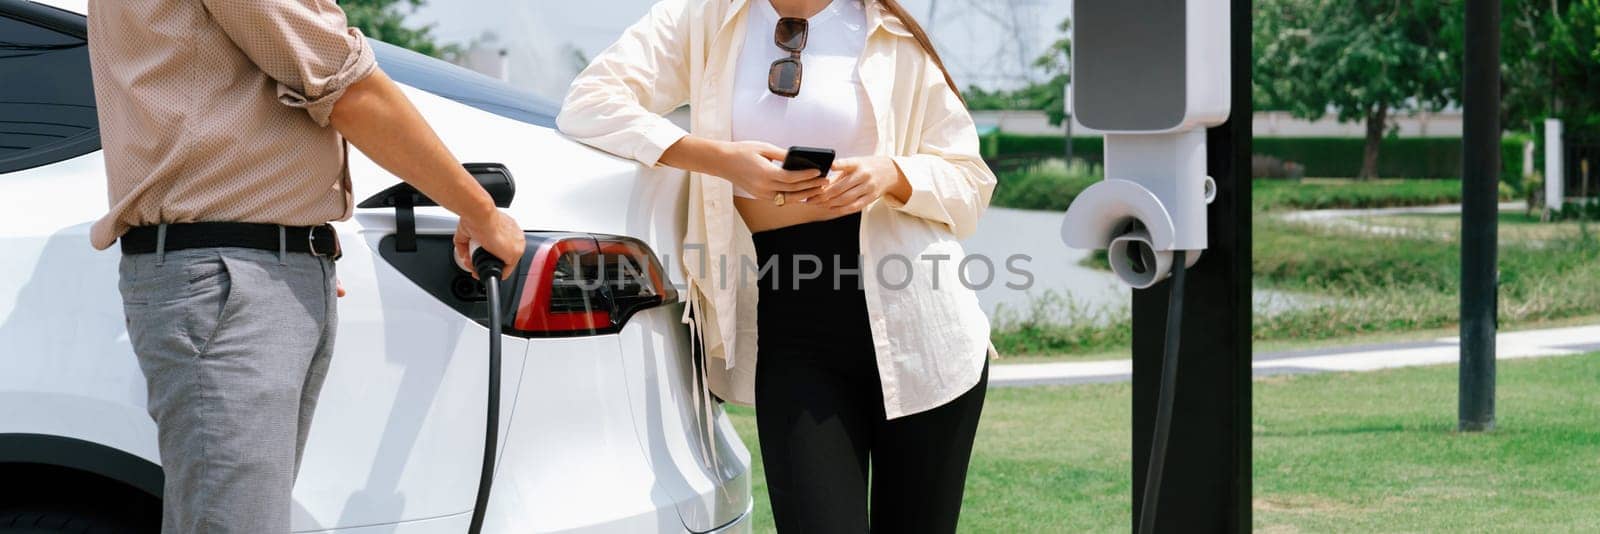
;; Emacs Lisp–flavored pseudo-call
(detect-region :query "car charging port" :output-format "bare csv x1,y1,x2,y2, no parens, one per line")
451,273,487,302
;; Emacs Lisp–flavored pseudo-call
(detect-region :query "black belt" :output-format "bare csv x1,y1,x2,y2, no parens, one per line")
120,222,341,260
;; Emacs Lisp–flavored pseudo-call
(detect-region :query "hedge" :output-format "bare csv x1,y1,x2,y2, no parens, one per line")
982,132,1104,164
989,132,1530,188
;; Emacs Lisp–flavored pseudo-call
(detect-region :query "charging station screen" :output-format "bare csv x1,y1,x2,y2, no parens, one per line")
1074,0,1188,131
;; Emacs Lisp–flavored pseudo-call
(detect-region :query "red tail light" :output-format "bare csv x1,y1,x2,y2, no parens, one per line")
506,234,677,336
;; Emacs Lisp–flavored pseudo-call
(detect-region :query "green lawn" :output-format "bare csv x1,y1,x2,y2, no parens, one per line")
727,353,1600,532
1253,212,1600,342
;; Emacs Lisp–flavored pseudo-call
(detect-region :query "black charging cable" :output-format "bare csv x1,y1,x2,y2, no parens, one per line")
1137,249,1187,534
468,248,506,534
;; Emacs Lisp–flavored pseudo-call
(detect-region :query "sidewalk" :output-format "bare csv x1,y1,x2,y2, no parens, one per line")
990,323,1600,387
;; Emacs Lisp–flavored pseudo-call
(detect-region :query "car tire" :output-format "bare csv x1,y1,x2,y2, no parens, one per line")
0,507,155,534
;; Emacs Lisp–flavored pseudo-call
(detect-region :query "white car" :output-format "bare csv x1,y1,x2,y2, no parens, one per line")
0,0,753,532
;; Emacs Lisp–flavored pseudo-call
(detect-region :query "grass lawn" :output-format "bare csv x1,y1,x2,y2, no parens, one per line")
726,353,1600,532
1253,212,1599,342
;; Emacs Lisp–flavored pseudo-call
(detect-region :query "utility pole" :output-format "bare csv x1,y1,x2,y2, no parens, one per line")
1459,0,1500,432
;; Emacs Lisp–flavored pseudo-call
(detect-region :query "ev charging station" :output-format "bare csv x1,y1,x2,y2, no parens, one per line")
1062,1,1252,531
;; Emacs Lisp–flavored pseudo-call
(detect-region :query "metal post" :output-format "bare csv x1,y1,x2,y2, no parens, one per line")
1064,82,1074,163
1129,0,1251,530
1545,119,1564,213
1459,0,1500,432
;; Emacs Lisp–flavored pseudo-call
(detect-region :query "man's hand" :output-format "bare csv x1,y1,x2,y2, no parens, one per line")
453,211,525,280
330,69,526,272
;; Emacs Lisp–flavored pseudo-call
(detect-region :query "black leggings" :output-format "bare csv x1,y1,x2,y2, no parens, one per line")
752,214,987,533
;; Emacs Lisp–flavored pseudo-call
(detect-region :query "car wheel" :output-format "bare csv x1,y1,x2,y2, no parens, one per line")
0,507,155,534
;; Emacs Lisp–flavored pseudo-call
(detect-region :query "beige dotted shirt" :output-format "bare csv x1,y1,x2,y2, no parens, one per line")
85,0,377,250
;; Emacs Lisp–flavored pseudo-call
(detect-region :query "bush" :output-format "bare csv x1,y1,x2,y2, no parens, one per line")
992,133,1530,186
991,133,1105,164
990,159,1103,211
992,169,1504,212
1547,200,1600,221
1253,154,1307,180
1253,178,1514,211
1252,137,1528,187
989,292,1130,355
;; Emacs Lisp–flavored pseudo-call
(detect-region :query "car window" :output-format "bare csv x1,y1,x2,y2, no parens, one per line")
372,39,559,128
0,11,98,174
0,9,556,175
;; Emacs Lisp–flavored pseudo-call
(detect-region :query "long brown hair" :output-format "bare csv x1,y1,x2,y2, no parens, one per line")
876,0,964,104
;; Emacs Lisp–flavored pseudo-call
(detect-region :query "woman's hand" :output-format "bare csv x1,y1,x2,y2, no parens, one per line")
661,138,829,202
805,156,913,214
716,141,831,201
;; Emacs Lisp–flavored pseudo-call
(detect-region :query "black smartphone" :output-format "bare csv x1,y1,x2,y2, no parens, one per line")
781,146,835,177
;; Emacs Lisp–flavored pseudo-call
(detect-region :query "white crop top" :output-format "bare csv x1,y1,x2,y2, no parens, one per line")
729,0,876,199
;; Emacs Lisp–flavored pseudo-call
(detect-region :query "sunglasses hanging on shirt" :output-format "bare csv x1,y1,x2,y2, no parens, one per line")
768,17,808,97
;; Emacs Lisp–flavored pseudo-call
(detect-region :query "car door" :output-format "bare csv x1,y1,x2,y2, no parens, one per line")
0,0,160,477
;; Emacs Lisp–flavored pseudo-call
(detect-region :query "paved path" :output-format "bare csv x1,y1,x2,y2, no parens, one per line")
961,207,1125,320
990,323,1600,387
1277,202,1525,238
1278,201,1525,222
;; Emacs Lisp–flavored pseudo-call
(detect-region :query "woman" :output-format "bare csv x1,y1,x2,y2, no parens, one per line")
557,0,996,530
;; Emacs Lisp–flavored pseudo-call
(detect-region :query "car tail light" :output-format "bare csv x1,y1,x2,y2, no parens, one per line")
505,234,678,337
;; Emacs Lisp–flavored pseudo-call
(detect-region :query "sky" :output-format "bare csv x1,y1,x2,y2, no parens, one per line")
408,0,1072,101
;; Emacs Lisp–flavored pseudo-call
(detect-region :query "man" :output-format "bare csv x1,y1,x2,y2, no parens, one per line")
86,0,526,530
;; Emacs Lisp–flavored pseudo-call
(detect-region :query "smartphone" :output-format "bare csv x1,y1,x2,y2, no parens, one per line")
781,146,836,177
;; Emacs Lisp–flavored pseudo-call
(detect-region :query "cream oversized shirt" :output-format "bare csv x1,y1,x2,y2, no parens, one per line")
558,0,996,420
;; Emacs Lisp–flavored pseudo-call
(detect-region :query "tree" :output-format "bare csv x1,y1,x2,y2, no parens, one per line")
1032,17,1072,127
1443,0,1600,135
342,0,459,60
1254,0,1456,179
962,18,1071,126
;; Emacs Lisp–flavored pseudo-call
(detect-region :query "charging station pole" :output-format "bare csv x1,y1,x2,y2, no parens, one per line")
1129,0,1251,530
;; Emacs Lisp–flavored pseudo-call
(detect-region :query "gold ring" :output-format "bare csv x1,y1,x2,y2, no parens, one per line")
774,192,786,206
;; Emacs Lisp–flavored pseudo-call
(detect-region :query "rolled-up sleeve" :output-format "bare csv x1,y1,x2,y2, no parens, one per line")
203,0,377,126
557,0,692,166
885,59,997,239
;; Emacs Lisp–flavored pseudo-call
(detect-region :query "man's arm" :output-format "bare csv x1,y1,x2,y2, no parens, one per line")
330,69,525,274
200,0,523,271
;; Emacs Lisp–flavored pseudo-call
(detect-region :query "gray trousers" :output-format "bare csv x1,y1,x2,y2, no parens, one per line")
119,246,337,533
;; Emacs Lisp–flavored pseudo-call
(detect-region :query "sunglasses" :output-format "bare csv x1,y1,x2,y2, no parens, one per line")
769,17,808,97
